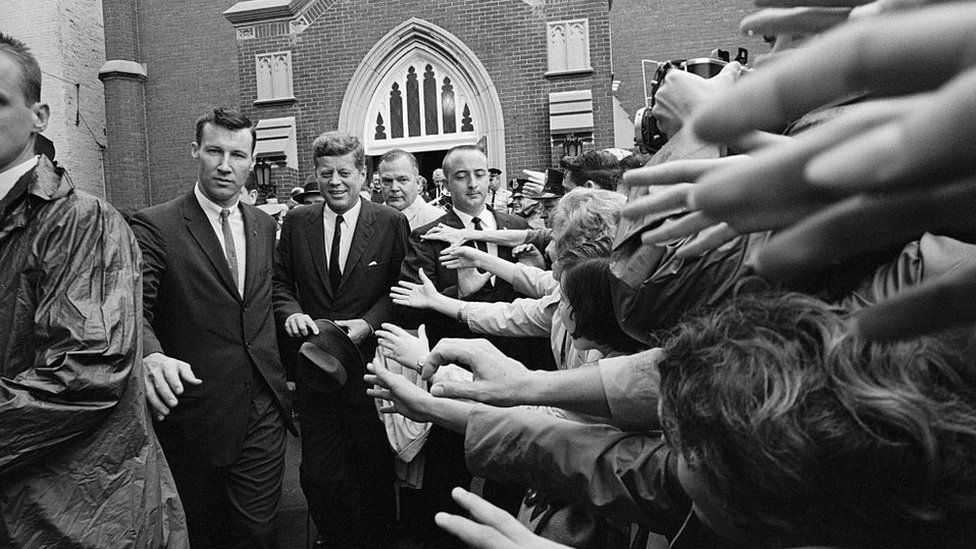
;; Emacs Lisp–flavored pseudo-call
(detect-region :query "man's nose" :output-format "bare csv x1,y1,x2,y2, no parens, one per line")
217,155,232,172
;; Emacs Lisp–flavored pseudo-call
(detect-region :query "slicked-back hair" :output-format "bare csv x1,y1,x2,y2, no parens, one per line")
560,150,622,190
657,292,976,548
561,257,643,353
442,145,487,177
0,32,42,104
312,131,365,171
195,107,256,152
378,148,419,173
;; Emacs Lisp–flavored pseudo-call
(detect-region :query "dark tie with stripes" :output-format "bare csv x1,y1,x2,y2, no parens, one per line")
219,209,240,294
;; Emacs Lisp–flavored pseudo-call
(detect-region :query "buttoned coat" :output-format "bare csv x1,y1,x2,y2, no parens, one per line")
131,192,293,468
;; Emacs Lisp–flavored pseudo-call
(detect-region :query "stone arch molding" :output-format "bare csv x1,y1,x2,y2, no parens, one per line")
338,18,505,175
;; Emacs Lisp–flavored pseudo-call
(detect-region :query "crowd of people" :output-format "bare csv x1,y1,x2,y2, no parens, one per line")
3,0,976,547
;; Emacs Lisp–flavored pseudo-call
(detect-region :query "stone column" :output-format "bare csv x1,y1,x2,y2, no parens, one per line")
99,0,151,212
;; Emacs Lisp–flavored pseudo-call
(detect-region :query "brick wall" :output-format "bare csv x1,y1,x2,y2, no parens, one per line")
236,0,614,190
137,0,241,204
2,0,107,197
610,0,759,124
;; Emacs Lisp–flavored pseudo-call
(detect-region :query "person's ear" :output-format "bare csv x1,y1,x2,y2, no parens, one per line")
31,102,50,133
584,180,596,189
190,141,201,159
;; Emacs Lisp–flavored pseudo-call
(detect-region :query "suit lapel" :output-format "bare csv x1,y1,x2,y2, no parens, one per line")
302,203,334,298
241,205,260,301
182,193,241,301
339,200,375,292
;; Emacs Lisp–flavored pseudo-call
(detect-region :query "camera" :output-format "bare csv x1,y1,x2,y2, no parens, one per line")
634,48,748,153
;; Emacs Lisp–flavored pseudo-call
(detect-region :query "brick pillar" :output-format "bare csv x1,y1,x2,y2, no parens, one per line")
99,0,151,212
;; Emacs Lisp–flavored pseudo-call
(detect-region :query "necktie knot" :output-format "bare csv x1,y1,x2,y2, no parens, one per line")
472,217,483,229
335,214,344,225
220,208,231,219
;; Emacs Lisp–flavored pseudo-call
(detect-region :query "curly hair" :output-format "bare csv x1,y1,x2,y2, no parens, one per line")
312,131,365,171
561,258,644,353
657,292,976,548
549,188,627,272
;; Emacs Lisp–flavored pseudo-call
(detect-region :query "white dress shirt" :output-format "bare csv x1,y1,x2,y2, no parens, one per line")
401,195,444,230
323,197,362,275
195,183,246,296
0,155,39,203
454,206,499,258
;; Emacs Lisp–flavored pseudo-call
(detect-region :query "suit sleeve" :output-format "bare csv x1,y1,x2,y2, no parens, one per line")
464,405,691,534
272,210,304,326
129,209,167,357
0,200,142,476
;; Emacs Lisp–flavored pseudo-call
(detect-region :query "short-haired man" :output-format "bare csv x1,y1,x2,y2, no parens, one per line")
131,107,293,548
0,32,187,547
273,131,409,547
397,145,547,547
378,148,443,230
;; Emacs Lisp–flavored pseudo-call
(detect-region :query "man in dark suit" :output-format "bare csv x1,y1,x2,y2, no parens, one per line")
397,145,542,547
131,107,293,549
273,131,409,548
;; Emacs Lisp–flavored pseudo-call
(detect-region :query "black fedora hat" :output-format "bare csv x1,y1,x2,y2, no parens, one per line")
292,180,322,204
295,319,365,394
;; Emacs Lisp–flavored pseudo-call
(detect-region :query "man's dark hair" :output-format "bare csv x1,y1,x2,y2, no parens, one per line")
658,292,976,548
378,148,419,173
0,32,42,104
312,131,365,171
194,107,256,152
561,258,644,353
442,145,487,177
560,150,622,190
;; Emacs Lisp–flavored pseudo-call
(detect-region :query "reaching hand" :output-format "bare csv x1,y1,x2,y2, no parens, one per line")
421,223,472,248
652,61,745,138
391,269,442,310
440,245,485,270
513,243,546,269
376,323,430,370
334,318,372,345
143,352,203,421
435,488,571,549
683,3,976,339
421,338,528,383
457,266,493,298
365,356,437,423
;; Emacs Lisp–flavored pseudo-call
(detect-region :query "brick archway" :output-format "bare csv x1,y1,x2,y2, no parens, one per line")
338,18,506,175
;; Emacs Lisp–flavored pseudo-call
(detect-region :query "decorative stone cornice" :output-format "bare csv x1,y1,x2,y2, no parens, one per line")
98,59,148,81
222,0,313,25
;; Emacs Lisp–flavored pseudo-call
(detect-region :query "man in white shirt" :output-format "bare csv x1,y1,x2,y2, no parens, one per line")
273,131,409,548
378,148,443,230
130,107,293,548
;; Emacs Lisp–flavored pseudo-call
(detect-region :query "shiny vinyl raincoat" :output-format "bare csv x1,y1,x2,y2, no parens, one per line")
0,157,188,548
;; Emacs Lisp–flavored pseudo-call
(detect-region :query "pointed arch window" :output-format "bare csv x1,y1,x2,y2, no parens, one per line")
546,19,592,76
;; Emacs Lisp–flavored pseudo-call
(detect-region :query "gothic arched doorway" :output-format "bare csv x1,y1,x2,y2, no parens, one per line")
338,18,505,180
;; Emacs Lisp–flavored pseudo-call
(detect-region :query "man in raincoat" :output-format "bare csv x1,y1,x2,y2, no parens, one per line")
0,33,187,547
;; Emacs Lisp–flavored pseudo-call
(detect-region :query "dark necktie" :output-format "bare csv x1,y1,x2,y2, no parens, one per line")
471,216,489,253
219,209,240,294
329,214,344,291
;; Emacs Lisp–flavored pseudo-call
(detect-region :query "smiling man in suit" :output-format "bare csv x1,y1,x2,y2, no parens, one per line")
273,131,410,548
131,107,293,549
